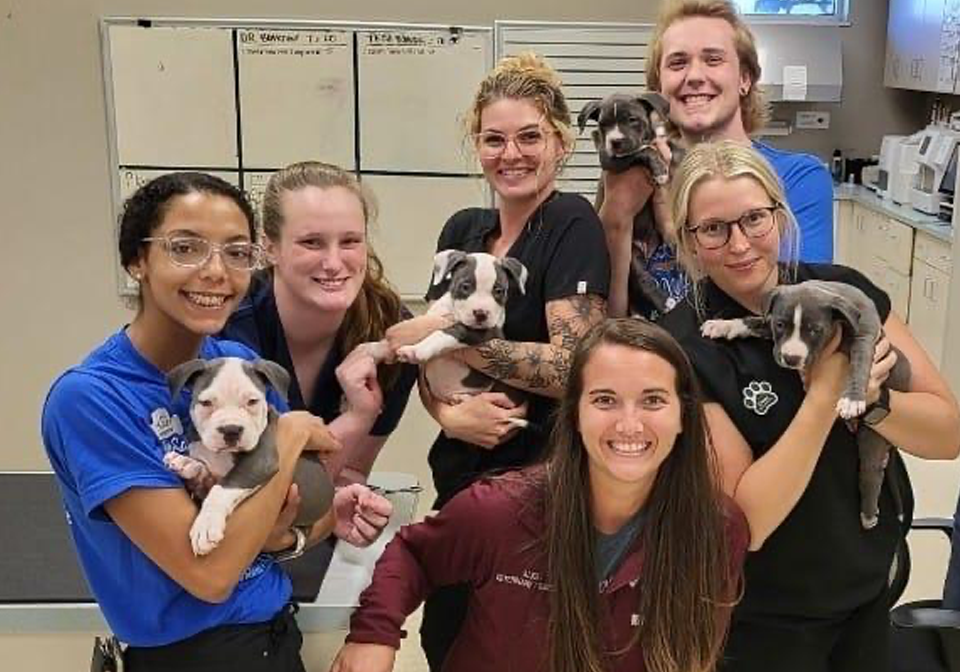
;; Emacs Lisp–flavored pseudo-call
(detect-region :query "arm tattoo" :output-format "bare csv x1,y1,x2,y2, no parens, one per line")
470,294,607,395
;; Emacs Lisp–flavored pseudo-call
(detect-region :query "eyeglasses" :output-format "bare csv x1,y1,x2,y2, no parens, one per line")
473,124,549,159
686,205,780,250
142,236,262,271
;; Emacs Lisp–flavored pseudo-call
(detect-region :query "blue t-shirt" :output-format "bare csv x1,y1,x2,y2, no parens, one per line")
41,330,291,646
755,140,835,263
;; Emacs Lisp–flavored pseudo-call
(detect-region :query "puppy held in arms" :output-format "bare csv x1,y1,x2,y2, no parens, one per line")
700,280,911,530
163,358,334,556
577,92,685,318
358,250,529,426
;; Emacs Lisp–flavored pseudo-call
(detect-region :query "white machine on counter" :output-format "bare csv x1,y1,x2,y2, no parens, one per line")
910,125,960,216
876,133,921,205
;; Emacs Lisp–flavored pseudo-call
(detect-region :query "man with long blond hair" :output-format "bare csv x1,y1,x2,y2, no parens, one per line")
599,0,833,317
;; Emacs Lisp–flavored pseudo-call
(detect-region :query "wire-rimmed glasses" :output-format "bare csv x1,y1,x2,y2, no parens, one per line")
685,205,781,250
142,236,262,271
473,124,549,160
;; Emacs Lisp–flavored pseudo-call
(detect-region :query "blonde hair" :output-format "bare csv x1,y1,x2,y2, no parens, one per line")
463,52,576,156
669,141,798,310
647,0,770,135
261,161,403,391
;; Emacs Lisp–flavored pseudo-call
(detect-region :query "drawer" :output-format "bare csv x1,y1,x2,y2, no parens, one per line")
864,255,911,321
913,232,953,275
868,216,914,275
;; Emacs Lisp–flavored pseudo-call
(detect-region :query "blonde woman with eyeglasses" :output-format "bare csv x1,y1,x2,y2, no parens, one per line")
41,172,392,671
658,142,960,672
382,52,610,670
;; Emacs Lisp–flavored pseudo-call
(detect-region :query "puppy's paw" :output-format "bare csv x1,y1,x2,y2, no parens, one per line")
190,509,226,556
701,319,749,340
396,345,422,364
837,397,867,419
653,172,669,186
164,452,203,479
860,512,879,530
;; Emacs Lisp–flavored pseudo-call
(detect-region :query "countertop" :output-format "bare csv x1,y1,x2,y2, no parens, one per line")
834,183,954,245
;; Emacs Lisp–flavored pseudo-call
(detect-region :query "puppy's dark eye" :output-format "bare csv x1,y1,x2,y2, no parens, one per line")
246,398,260,407
198,399,214,408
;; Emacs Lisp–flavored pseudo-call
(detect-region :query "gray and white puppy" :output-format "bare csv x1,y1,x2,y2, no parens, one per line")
577,92,684,317
164,357,334,556
701,280,911,529
397,250,528,414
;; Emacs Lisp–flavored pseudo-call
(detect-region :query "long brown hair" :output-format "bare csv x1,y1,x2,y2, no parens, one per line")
544,318,734,672
261,161,403,391
647,0,769,135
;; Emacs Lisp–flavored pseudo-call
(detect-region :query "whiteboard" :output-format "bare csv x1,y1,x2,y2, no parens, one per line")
362,175,488,298
109,25,237,167
357,30,490,174
237,28,355,170
102,19,492,297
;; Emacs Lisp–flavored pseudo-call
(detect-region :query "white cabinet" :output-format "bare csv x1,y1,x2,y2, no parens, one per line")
908,233,953,367
885,0,958,92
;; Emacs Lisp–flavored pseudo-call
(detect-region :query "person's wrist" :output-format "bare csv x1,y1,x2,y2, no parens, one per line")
271,525,309,562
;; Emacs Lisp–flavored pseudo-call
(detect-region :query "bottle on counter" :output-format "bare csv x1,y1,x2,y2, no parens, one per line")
831,149,844,183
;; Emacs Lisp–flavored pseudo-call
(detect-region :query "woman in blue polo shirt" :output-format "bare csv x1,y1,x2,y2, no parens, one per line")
220,161,417,487
42,172,391,671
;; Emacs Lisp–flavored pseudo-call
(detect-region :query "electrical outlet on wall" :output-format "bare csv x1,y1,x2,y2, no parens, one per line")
795,111,830,130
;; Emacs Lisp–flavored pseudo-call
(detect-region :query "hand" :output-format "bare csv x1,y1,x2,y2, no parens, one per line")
805,329,850,413
598,165,655,234
437,392,527,449
336,346,384,420
384,315,450,353
866,335,897,406
330,642,397,672
262,484,302,552
333,484,393,547
277,411,342,460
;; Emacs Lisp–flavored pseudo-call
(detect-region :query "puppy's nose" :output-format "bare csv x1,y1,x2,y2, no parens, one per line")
781,354,802,369
473,309,488,324
609,137,626,153
218,424,244,445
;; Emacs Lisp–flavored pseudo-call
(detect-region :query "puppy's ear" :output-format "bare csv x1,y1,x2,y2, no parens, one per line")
250,359,291,402
636,92,670,118
167,359,209,400
499,257,528,295
432,249,468,286
577,100,603,133
760,286,781,317
826,294,862,331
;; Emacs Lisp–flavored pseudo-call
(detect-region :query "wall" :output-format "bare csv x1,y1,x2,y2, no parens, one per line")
0,0,935,471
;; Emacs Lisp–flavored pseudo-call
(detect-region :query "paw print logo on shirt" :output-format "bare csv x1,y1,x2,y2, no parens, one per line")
742,381,778,415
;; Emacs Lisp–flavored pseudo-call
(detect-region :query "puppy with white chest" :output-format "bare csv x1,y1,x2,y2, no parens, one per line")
701,280,911,530
164,357,334,556
577,92,685,317
359,250,529,420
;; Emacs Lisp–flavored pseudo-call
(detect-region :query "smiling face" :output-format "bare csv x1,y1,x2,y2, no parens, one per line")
577,343,682,502
268,185,368,315
132,192,253,339
687,175,781,310
476,97,565,205
657,16,751,142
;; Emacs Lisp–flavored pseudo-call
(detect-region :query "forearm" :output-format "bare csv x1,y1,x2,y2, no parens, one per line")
735,397,837,549
875,390,960,459
599,204,634,318
197,450,301,597
459,339,567,399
